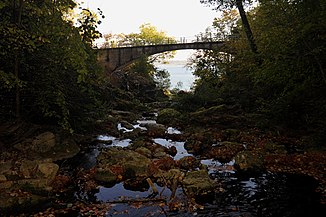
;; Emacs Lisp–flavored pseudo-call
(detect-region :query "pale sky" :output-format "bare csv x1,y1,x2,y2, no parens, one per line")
81,0,219,42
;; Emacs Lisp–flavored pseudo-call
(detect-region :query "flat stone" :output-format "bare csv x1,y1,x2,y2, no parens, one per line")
32,132,56,153
37,163,59,181
0,175,7,182
20,160,38,179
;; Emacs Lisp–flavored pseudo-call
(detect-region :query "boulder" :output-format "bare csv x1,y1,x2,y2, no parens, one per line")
148,157,177,176
94,168,117,183
177,156,200,171
120,121,134,130
140,123,166,137
31,132,56,153
182,170,215,197
157,108,182,125
13,133,80,161
234,151,264,173
20,160,38,179
208,141,245,163
96,148,151,182
37,163,59,181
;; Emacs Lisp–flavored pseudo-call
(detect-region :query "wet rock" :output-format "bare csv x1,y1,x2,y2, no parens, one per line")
17,179,53,192
141,123,166,137
96,148,151,181
20,160,38,179
130,138,153,150
167,146,177,157
184,131,215,155
14,132,55,153
148,157,177,176
0,175,7,182
157,108,182,125
148,143,169,158
208,141,245,163
135,147,152,158
48,139,80,161
94,168,117,183
156,169,185,188
0,158,59,194
32,132,56,153
124,178,149,192
182,170,215,197
121,128,144,140
234,151,264,173
37,163,59,180
184,139,206,155
13,133,80,161
177,156,200,171
120,121,134,130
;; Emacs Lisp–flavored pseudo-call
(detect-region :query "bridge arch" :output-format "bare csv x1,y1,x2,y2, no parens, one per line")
97,41,225,73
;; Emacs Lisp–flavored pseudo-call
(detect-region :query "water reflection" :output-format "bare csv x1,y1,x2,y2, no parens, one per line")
80,117,324,217
153,138,191,160
97,135,131,148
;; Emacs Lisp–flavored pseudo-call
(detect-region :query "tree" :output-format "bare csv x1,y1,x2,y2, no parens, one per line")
77,8,104,46
200,0,258,54
0,0,106,132
250,0,326,129
103,23,175,90
193,0,326,137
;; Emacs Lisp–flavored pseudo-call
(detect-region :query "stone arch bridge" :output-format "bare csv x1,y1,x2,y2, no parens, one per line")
97,41,225,73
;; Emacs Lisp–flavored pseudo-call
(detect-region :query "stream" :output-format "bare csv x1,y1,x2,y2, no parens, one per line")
66,115,323,217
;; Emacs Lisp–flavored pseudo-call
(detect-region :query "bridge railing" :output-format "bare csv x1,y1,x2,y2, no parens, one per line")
98,34,239,49
101,35,218,48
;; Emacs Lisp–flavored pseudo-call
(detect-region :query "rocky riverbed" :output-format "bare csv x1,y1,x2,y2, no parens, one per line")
0,106,325,216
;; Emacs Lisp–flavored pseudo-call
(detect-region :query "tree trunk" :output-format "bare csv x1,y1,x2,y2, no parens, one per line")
14,0,24,119
235,0,258,54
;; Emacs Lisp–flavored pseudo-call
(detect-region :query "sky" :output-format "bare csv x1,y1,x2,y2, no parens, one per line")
81,0,219,39
79,0,220,60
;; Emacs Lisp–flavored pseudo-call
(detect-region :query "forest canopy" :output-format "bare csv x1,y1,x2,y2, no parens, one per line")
0,0,106,132
186,0,326,144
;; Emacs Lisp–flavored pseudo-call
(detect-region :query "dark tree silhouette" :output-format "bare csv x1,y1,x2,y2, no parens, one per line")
200,0,258,54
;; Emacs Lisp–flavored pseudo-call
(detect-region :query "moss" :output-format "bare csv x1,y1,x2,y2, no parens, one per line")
157,108,182,125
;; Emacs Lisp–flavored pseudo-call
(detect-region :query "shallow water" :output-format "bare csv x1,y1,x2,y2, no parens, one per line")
153,138,191,160
72,118,324,217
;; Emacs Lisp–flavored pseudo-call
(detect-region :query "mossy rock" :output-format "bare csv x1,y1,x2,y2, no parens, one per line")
97,148,151,179
234,151,264,173
157,108,182,125
182,170,215,196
